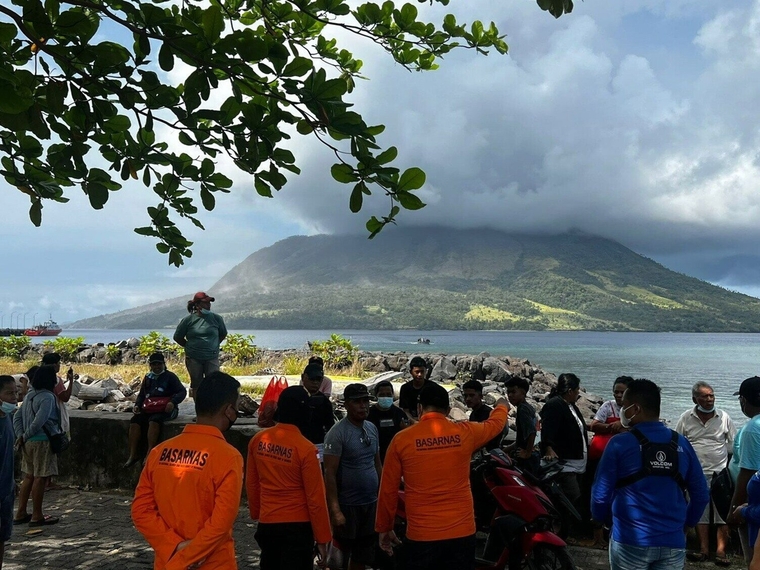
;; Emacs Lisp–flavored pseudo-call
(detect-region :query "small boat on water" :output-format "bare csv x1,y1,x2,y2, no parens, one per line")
415,337,431,345
24,320,62,337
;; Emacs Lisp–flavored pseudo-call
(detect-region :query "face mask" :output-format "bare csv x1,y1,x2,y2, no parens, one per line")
0,402,16,414
200,308,210,315
377,397,393,410
620,404,638,428
697,404,715,414
146,371,158,380
226,407,239,431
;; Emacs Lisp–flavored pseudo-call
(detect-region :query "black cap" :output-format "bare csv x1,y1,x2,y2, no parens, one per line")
149,352,165,363
303,363,324,379
734,376,760,406
344,383,370,400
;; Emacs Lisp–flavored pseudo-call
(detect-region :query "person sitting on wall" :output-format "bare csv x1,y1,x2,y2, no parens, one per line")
124,352,187,468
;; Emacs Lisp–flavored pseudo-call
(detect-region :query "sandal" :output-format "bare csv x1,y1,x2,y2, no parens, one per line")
715,554,731,567
13,514,31,525
28,515,59,527
686,552,708,562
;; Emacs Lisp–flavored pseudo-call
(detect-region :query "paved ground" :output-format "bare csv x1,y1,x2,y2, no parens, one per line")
3,488,745,569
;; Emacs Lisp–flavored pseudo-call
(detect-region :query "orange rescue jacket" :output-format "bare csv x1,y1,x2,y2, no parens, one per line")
375,405,508,542
247,423,332,544
132,424,244,570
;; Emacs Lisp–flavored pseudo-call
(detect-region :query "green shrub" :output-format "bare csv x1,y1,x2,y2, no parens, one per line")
309,334,358,369
222,334,258,365
0,336,31,361
137,331,174,358
282,354,308,375
42,336,84,361
105,344,121,365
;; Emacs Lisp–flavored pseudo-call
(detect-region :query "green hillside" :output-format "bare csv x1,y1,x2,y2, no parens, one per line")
71,229,760,332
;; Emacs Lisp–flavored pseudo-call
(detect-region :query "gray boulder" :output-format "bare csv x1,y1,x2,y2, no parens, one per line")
429,356,457,382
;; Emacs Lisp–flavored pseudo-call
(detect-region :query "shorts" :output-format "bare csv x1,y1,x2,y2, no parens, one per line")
21,440,58,478
698,474,725,525
130,408,179,426
255,521,314,570
334,502,377,566
185,358,220,391
0,492,13,542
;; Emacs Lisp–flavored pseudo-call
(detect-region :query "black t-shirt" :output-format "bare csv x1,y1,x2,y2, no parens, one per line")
469,404,503,451
399,380,430,418
299,392,335,445
367,405,407,462
514,402,537,451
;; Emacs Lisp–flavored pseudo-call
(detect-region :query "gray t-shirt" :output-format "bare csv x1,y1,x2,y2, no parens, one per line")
324,418,379,506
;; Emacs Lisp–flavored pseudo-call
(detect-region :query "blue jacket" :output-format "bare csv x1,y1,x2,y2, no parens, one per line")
591,421,709,548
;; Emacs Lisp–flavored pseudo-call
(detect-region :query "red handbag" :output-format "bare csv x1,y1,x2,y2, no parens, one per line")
142,396,172,414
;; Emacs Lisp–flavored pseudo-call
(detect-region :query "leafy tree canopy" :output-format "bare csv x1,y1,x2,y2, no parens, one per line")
0,0,571,265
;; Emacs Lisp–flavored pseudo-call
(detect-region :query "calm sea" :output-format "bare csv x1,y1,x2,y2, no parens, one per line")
56,330,759,425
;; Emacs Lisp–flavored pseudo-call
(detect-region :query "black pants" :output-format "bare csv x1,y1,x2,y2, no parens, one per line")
405,534,476,570
255,521,314,570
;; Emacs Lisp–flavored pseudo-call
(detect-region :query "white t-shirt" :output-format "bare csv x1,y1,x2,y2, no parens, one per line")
675,407,736,478
594,400,621,423
563,402,588,474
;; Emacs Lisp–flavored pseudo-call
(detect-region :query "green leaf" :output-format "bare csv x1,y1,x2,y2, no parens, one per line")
296,120,314,135
282,57,313,77
254,177,272,197
366,215,383,236
29,201,42,227
200,187,215,210
397,167,425,191
331,163,357,183
396,191,425,210
0,23,17,43
158,43,174,71
104,115,131,133
376,146,398,164
349,183,364,212
85,182,109,209
202,5,225,42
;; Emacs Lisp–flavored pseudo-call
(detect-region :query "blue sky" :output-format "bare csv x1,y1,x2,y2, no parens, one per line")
3,0,760,325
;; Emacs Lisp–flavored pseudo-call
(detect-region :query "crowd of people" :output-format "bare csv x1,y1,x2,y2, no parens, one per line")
2,315,760,570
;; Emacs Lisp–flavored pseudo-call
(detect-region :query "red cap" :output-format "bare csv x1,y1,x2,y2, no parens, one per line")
192,292,215,303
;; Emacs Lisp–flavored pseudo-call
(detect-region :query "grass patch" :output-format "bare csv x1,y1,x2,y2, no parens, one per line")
464,304,518,322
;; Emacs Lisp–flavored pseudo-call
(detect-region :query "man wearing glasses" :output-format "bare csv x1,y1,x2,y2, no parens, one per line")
324,384,382,570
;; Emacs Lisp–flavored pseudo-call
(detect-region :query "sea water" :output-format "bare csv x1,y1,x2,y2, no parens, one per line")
56,329,759,425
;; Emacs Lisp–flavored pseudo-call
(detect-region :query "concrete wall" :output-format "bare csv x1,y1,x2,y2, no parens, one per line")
57,410,262,490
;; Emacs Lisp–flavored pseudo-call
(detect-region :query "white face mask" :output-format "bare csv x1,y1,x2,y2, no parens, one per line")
620,404,638,428
697,404,715,414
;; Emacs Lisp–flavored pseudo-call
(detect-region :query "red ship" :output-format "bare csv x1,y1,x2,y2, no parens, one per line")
24,320,62,337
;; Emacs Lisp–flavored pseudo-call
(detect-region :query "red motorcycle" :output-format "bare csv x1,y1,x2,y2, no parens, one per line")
392,449,577,570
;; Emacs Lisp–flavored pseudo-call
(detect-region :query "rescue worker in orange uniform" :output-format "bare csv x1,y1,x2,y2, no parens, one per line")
132,371,244,570
375,382,509,570
247,386,332,569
